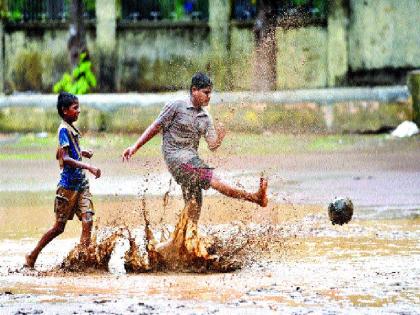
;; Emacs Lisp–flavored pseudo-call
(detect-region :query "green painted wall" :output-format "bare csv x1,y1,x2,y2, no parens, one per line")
208,0,231,89
2,0,420,92
276,26,328,89
230,27,255,91
116,28,210,91
0,101,411,134
327,0,348,86
4,29,96,92
349,0,420,70
96,0,116,49
0,21,4,94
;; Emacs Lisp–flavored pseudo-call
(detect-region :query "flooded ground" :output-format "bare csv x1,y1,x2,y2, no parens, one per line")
0,133,419,314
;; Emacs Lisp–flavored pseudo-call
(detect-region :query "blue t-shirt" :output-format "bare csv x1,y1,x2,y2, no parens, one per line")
57,122,89,191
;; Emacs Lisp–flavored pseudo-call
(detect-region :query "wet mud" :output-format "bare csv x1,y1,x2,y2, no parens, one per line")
0,199,418,314
1,136,419,314
60,200,282,274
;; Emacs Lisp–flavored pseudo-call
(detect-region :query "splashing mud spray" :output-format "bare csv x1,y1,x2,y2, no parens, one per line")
61,199,249,273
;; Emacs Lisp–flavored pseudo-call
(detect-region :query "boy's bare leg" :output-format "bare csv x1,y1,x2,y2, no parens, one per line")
210,177,268,207
181,185,202,224
25,221,66,268
80,212,93,247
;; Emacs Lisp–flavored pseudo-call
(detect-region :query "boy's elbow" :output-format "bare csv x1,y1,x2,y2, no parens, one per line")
206,134,223,151
208,142,220,151
62,155,73,165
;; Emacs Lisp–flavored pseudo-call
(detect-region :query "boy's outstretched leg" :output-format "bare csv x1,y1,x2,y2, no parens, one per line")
210,177,268,207
25,221,66,268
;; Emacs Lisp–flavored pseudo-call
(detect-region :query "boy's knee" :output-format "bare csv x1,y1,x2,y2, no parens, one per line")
182,185,202,205
81,211,93,224
55,222,66,234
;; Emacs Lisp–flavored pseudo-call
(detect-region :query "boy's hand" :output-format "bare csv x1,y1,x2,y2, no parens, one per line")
81,149,94,159
88,166,101,178
122,146,136,162
215,121,226,140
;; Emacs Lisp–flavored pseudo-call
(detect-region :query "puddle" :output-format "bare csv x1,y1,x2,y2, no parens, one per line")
1,190,419,314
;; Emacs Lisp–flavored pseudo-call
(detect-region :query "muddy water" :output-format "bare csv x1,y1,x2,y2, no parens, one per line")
0,191,419,314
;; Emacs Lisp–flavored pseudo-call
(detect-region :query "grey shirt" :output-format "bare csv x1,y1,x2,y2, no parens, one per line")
155,98,218,170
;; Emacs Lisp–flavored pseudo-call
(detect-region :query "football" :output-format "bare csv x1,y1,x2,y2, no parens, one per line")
328,197,354,225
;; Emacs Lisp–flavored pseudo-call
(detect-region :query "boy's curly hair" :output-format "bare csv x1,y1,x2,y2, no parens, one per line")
190,72,212,93
57,92,78,118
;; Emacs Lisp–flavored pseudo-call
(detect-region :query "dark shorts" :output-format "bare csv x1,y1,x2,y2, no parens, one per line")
54,186,94,223
173,157,213,190
171,157,214,206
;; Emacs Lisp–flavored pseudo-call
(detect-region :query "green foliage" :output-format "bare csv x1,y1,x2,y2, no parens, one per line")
1,0,94,21
157,0,208,21
0,0,24,22
159,0,173,20
63,0,95,12
173,0,185,20
293,0,309,5
82,0,96,18
313,0,327,17
292,0,327,18
53,52,97,95
83,0,95,12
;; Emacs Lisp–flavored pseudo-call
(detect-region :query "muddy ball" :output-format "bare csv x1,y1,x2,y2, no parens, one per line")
328,197,353,225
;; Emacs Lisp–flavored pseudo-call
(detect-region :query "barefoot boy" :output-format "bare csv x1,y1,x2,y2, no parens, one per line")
122,72,267,221
25,92,101,269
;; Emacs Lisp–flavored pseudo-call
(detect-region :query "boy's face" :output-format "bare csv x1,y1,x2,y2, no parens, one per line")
63,101,80,122
191,86,212,107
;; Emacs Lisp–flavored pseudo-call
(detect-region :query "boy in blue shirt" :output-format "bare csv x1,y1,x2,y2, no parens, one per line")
25,92,101,269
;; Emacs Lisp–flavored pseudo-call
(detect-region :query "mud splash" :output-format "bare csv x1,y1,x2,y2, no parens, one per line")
60,201,256,273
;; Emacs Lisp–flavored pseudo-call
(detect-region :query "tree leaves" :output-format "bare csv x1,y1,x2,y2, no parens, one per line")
53,52,97,94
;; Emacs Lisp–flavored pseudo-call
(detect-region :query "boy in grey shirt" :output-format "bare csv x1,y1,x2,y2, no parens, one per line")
122,72,267,221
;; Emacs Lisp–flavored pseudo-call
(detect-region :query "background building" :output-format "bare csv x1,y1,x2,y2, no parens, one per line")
0,0,419,93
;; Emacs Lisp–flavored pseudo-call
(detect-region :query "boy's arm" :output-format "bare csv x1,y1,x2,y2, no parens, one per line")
122,101,177,161
122,120,162,161
81,149,93,159
206,120,226,151
59,147,101,178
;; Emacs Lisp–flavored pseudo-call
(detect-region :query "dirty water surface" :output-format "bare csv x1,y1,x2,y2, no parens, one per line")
0,194,419,314
0,134,419,314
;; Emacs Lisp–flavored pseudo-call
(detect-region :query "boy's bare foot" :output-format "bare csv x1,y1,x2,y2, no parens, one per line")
24,254,35,269
256,178,268,207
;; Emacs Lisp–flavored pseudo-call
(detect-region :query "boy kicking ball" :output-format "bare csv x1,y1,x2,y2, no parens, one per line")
122,72,268,223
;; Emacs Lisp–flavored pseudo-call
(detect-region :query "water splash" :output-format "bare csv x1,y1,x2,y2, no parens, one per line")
60,200,252,273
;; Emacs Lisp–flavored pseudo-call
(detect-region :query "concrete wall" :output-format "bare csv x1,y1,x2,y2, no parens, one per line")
327,0,348,86
349,0,420,70
276,27,328,89
116,27,210,91
3,27,96,92
0,20,4,94
5,28,67,91
208,0,231,89
1,0,419,93
96,0,117,91
230,26,255,91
